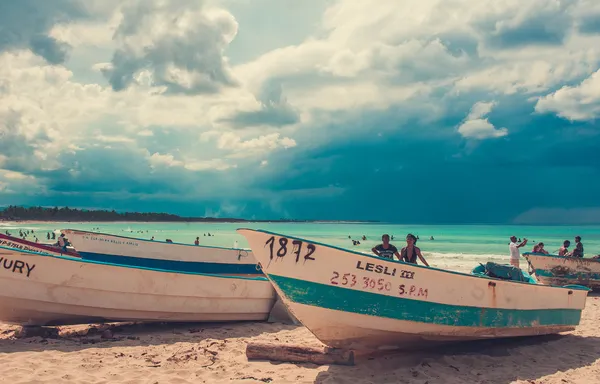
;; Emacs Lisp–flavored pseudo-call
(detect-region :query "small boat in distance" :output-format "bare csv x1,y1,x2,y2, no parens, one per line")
524,252,600,290
238,228,590,351
61,229,261,276
0,244,276,326
0,233,79,257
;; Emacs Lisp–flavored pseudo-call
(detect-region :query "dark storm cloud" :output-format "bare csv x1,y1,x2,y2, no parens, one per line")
0,0,88,63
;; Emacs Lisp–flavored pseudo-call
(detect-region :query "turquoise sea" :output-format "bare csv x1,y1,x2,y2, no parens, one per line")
2,221,599,272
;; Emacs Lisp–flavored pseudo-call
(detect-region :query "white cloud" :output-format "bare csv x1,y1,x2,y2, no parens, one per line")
137,129,154,137
96,135,135,143
535,69,600,121
216,132,297,157
1,171,33,180
0,44,295,185
0,53,102,170
290,81,432,113
200,131,222,142
50,21,117,48
3,0,600,202
102,0,239,95
185,159,234,171
458,101,508,139
148,152,183,168
231,0,600,124
147,152,234,172
0,169,40,194
467,101,496,120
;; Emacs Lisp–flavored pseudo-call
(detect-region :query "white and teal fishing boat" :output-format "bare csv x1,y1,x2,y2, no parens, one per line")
0,244,276,326
62,229,261,276
238,229,590,351
524,252,600,290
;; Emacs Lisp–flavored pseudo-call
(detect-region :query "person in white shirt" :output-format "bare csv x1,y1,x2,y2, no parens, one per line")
509,236,528,268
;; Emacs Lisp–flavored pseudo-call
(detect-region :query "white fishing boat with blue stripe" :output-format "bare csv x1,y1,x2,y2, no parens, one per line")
62,229,260,276
0,244,276,326
238,229,590,351
524,252,600,289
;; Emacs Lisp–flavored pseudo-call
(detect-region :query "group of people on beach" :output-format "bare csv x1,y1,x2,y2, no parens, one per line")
4,229,41,243
509,235,586,268
371,233,430,266
369,232,594,270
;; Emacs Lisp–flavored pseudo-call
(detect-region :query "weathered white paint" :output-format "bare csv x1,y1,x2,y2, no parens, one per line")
0,246,276,326
287,303,575,350
524,253,600,289
62,229,256,266
238,229,589,350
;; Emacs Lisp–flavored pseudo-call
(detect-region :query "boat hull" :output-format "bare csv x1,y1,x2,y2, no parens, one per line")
238,229,589,351
0,246,276,326
524,253,600,289
62,229,261,276
287,303,574,350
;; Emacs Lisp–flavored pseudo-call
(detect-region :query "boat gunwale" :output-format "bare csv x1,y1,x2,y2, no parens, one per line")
0,245,268,281
523,252,600,264
61,228,252,253
237,228,591,292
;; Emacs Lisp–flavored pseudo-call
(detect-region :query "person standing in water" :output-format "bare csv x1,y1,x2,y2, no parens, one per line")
401,234,430,266
509,236,528,268
372,234,400,260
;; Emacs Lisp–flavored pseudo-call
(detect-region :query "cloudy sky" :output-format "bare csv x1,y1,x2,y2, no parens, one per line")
1,0,600,224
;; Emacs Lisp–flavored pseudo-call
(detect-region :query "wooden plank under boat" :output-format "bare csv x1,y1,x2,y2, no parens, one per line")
524,252,600,289
238,228,590,351
61,229,261,276
0,245,276,326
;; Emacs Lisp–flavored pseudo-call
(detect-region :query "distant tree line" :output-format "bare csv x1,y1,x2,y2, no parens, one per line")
0,205,249,222
0,205,335,223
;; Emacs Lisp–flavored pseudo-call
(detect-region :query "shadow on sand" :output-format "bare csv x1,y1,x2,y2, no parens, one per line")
314,333,600,383
0,320,298,354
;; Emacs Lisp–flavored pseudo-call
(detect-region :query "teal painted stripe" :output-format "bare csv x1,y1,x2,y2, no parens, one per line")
78,251,261,275
269,274,582,328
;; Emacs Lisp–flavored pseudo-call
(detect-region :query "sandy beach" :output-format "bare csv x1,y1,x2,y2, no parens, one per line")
0,297,598,384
